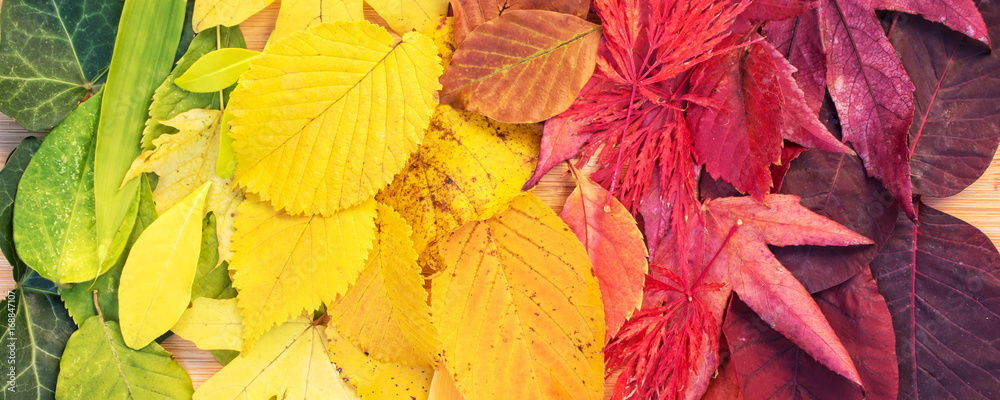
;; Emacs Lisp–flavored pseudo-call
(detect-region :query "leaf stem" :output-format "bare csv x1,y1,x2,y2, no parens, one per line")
691,219,741,290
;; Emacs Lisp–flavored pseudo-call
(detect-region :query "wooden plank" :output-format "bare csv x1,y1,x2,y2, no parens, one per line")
0,0,995,393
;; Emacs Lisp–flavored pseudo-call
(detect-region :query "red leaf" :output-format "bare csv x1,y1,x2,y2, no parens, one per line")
764,10,827,112
724,267,898,400
818,0,916,218
891,2,1000,197
740,0,817,22
869,202,1000,398
769,143,806,192
702,345,744,400
875,0,989,45
560,164,649,340
450,0,591,46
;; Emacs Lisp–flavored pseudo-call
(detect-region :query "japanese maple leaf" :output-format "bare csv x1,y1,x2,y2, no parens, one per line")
608,194,873,400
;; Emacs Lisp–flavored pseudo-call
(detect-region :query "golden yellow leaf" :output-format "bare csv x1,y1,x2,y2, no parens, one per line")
429,368,464,400
119,181,212,350
367,0,449,35
194,318,359,400
432,193,605,400
329,203,438,367
270,0,363,43
172,298,243,351
192,0,276,32
377,105,540,254
421,16,455,69
229,21,442,215
231,196,376,351
328,326,433,400
123,108,243,262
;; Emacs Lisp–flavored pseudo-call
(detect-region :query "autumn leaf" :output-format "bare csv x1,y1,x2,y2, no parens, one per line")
367,0,450,34
192,0,275,32
428,368,464,400
328,327,433,400
869,202,1000,398
440,10,601,123
119,181,211,350
560,165,648,340
450,0,590,45
432,193,605,400
229,21,442,215
270,0,362,43
230,196,376,351
328,203,439,367
123,108,242,262
172,297,243,351
194,318,358,399
377,104,540,254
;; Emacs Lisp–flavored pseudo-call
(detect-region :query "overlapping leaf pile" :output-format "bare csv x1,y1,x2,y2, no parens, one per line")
0,0,999,399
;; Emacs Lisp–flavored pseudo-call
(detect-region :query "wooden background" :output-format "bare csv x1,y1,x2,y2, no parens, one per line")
0,0,996,392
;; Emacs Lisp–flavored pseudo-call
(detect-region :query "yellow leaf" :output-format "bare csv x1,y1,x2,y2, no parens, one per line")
194,318,359,400
193,0,276,32
229,21,442,215
376,105,540,254
367,0,449,35
432,193,605,400
329,203,438,367
421,16,455,69
328,326,433,400
231,196,377,351
119,181,212,350
172,298,243,351
123,108,243,262
429,368,464,400
270,0,363,43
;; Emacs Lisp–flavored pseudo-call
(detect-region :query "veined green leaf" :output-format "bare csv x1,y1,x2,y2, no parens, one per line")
0,0,123,131
145,26,247,149
0,137,40,279
175,48,259,93
56,316,193,399
192,212,237,300
216,107,237,178
119,181,211,350
94,0,186,267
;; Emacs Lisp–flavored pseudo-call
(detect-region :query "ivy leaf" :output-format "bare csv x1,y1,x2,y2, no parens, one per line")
56,316,193,399
172,298,243,351
328,203,439,367
0,0,123,131
144,26,246,149
229,21,442,215
327,326,431,400
124,108,243,262
118,181,211,350
194,318,358,399
192,0,275,32
366,0,449,34
440,10,601,123
376,104,540,254
270,0,362,43
432,193,605,400
230,197,376,351
450,0,590,45
869,202,1000,398
0,137,40,279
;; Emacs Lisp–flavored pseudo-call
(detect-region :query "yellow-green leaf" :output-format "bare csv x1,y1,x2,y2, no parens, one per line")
172,297,243,351
174,48,260,93
329,203,438,367
231,196,376,351
270,0,362,43
216,108,237,178
119,181,212,350
229,21,442,215
376,105,540,254
194,318,359,400
367,0,449,35
328,326,433,400
123,108,243,262
193,0,276,32
432,193,605,400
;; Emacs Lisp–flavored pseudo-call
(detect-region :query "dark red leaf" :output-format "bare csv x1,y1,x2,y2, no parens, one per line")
773,149,899,293
819,0,916,218
702,344,744,400
875,0,989,45
725,267,898,400
869,201,1000,399
770,143,806,192
764,10,828,113
891,3,1000,197
740,0,817,22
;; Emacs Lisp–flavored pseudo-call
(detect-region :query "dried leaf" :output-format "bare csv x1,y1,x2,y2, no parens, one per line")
328,327,432,400
450,0,590,45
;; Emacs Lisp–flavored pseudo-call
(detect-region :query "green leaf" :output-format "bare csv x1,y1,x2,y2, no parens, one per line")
192,213,237,300
0,0,123,131
13,94,117,286
1,270,76,399
174,48,259,93
0,137,40,280
59,175,158,325
212,350,240,366
145,26,247,149
56,316,193,399
94,0,187,267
